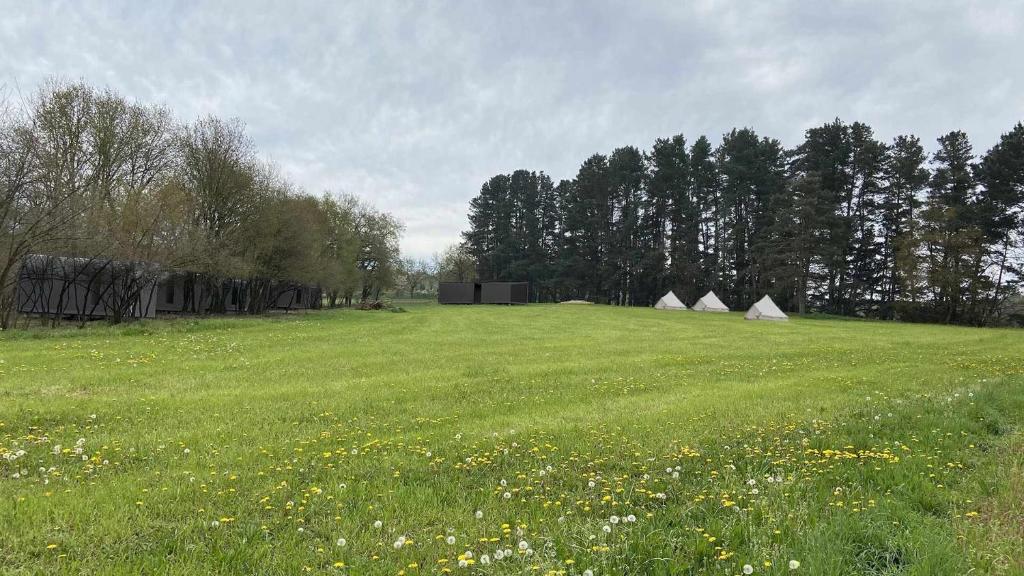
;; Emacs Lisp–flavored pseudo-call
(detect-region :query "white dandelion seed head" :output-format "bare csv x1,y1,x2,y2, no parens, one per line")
609,515,619,524
475,510,483,519
336,538,346,547
583,571,594,576
518,540,529,551
626,514,636,523
743,564,754,574
480,554,490,565
446,536,456,545
789,560,800,569
373,520,382,529
602,525,611,533
494,550,504,560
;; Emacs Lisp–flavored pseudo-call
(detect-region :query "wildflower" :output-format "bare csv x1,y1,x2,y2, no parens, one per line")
789,560,800,570
503,492,511,499
602,525,611,533
373,520,383,529
475,510,483,519
446,536,456,545
210,520,220,528
336,538,346,547
626,514,636,523
494,550,504,560
609,515,619,524
518,540,529,551
743,565,754,574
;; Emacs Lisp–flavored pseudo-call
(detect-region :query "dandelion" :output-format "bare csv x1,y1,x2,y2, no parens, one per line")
446,536,456,545
626,514,636,523
210,520,220,528
789,560,800,570
609,515,620,524
503,492,511,499
743,565,754,574
373,520,383,529
518,540,529,551
475,510,483,519
480,554,490,565
602,525,611,533
494,550,505,560
336,538,346,547
583,571,594,576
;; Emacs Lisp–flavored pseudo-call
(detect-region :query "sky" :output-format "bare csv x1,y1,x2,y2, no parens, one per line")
2,1,1022,259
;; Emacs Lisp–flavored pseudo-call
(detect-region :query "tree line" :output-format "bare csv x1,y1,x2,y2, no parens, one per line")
0,80,402,328
463,120,1024,325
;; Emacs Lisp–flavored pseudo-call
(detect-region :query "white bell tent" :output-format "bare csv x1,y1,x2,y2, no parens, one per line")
691,290,729,312
654,291,687,310
744,295,789,321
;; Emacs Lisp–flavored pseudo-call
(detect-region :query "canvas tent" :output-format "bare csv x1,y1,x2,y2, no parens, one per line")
691,290,729,312
745,295,789,321
654,291,687,310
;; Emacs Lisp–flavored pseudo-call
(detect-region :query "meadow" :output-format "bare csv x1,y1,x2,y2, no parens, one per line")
0,303,1022,575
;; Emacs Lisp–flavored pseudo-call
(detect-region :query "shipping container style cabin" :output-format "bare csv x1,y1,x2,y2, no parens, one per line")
438,282,481,304
480,282,528,305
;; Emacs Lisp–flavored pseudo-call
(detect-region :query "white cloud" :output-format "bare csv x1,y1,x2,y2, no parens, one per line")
2,1,1022,257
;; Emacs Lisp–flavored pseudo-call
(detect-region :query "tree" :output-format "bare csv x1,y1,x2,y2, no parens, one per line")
435,243,477,283
921,131,981,323
879,135,929,317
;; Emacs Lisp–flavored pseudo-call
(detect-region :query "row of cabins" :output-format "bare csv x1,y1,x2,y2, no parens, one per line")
438,282,529,305
16,254,320,321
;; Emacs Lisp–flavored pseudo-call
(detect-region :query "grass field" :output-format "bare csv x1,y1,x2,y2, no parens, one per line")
1,304,1022,575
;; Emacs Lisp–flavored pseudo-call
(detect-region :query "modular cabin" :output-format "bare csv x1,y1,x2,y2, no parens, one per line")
17,254,159,320
156,272,217,314
480,282,528,305
273,282,321,310
438,282,481,304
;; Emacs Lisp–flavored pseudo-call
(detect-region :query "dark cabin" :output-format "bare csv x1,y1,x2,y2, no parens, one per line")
480,282,528,304
438,282,481,304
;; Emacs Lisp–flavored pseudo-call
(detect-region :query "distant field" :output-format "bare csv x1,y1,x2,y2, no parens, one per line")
0,304,1022,575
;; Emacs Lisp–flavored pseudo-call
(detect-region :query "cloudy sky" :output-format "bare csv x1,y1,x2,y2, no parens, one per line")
2,1,1022,258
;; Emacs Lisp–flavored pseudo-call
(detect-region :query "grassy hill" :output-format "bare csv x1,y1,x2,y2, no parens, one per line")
0,304,1022,575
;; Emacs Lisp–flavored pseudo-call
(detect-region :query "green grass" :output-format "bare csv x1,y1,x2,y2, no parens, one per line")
1,304,1022,575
